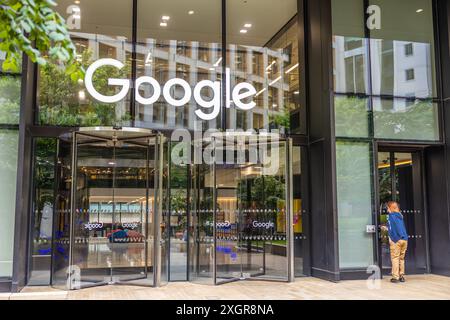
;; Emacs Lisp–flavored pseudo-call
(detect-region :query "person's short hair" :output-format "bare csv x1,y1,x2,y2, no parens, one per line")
387,201,400,210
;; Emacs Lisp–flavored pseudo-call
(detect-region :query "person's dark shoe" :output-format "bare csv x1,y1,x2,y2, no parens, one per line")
390,278,399,283
399,276,406,282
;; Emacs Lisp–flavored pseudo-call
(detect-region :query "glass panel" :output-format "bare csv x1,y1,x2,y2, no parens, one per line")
52,130,158,289
215,162,241,283
373,98,439,141
238,139,289,281
71,133,114,288
226,0,302,133
189,161,215,284
332,0,367,95
136,0,222,130
377,152,391,271
394,152,427,273
110,137,151,284
158,135,170,285
169,144,189,281
0,75,21,125
38,0,133,126
0,130,18,277
336,141,374,268
29,138,56,285
51,137,72,289
210,134,290,283
334,96,369,138
378,152,428,274
369,0,436,98
293,146,307,276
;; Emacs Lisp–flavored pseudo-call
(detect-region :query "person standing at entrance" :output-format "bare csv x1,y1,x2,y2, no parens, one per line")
386,201,408,283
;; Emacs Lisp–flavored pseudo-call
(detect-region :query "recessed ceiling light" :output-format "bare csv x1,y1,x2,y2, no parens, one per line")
162,15,170,20
244,23,252,28
416,9,423,13
74,0,80,3
160,22,167,27
188,10,195,15
240,29,247,33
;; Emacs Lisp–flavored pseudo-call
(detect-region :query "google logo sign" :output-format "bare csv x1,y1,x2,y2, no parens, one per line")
85,58,257,121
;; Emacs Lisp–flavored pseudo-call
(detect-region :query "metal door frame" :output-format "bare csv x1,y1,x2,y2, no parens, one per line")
211,136,295,284
374,143,431,277
56,127,169,290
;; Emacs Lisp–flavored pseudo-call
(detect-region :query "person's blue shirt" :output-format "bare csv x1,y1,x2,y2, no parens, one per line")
387,212,408,243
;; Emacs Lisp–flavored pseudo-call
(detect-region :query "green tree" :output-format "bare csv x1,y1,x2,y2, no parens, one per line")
0,0,82,80
269,105,290,130
334,96,369,137
238,175,285,209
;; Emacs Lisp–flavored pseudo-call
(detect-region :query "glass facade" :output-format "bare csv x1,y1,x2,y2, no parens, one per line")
38,0,133,127
3,0,450,292
226,0,301,132
35,0,303,133
0,130,18,278
28,138,56,285
336,141,374,268
332,0,439,141
0,50,20,279
332,0,439,270
16,0,305,288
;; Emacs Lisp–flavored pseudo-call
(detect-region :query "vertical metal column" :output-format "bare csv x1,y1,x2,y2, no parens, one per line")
212,137,217,284
286,138,295,282
68,132,78,290
153,134,163,286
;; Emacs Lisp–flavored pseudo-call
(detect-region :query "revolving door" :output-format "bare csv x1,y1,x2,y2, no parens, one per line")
51,127,169,290
189,133,294,284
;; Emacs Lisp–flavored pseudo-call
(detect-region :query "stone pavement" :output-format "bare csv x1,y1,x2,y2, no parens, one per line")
1,274,449,300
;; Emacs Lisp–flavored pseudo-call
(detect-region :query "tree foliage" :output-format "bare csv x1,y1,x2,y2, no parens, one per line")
238,175,285,209
0,0,83,80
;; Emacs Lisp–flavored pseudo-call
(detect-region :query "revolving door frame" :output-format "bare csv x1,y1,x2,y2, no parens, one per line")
190,135,295,284
51,127,169,290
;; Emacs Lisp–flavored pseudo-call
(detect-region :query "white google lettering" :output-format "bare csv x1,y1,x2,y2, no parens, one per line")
252,221,274,229
205,220,231,228
84,58,256,121
216,221,231,228
84,222,104,230
122,222,139,229
85,59,130,103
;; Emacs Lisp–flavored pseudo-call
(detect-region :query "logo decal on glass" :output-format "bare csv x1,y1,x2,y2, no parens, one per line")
84,58,257,121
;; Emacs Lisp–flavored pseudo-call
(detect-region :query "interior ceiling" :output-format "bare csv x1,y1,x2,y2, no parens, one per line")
57,0,296,46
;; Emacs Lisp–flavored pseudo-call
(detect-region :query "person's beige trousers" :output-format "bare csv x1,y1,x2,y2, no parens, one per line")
390,239,408,280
